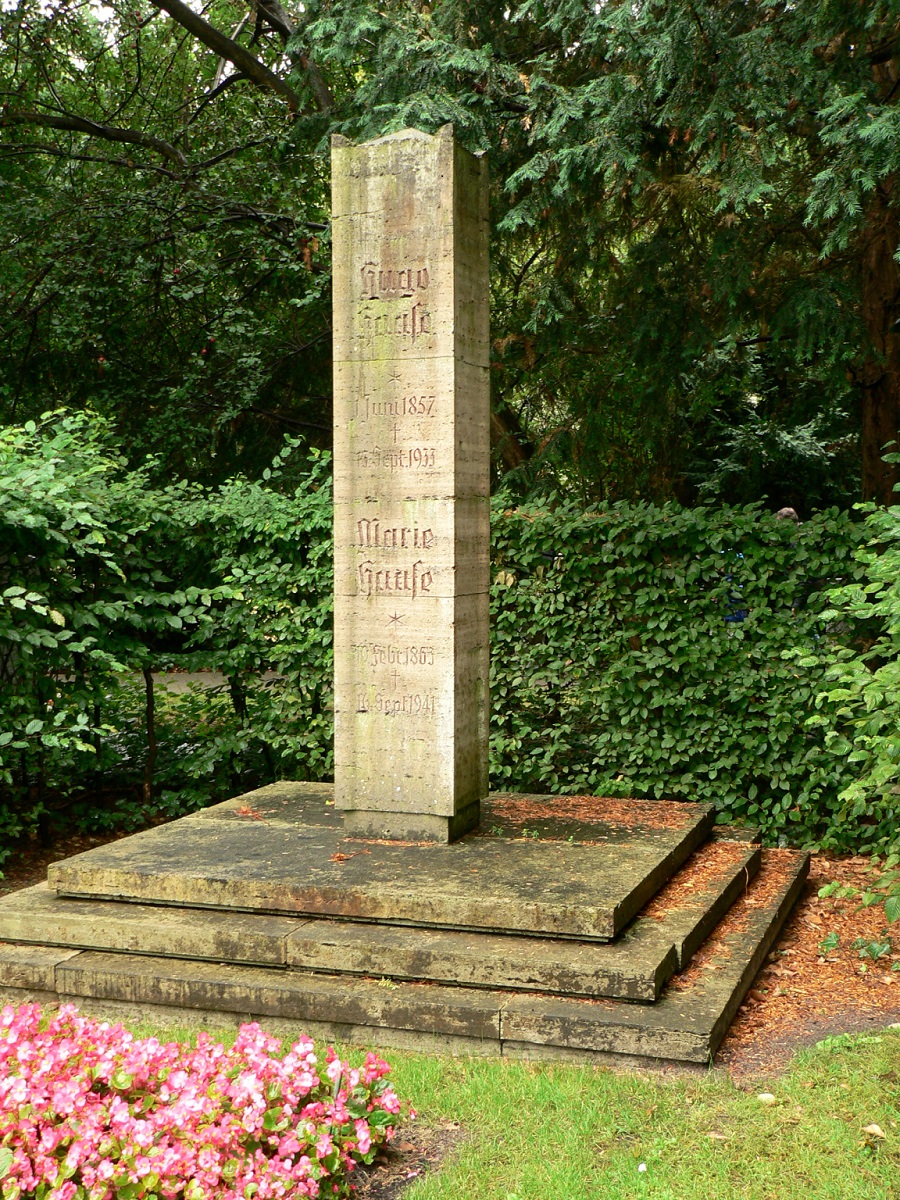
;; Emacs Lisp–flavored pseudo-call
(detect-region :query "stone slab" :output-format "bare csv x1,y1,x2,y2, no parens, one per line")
47,786,714,941
499,850,809,1062
0,851,807,1064
54,953,501,1043
286,841,758,1000
0,841,755,1000
0,884,300,966
632,840,762,971
0,942,81,991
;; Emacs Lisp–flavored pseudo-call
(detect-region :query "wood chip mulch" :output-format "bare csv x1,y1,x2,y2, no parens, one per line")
641,840,752,919
715,852,900,1079
486,792,700,834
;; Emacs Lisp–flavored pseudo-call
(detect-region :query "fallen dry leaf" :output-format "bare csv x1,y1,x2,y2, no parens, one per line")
862,1124,886,1139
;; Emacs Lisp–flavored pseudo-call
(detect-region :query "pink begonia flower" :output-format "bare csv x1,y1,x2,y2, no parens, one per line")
0,1003,406,1199
49,1182,77,1200
315,1133,334,1159
354,1120,372,1156
324,1057,344,1085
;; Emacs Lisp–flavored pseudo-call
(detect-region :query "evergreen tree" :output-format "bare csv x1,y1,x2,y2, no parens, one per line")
2,0,899,505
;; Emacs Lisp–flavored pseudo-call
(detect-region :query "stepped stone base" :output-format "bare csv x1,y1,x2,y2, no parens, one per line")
0,784,809,1065
46,784,714,940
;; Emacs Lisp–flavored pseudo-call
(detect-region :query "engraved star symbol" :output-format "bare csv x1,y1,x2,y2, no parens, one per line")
387,612,404,626
388,368,402,385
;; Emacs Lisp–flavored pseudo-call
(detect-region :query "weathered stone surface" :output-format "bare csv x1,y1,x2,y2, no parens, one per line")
499,850,809,1062
0,839,752,1001
0,884,299,966
711,824,761,844
186,781,340,827
331,126,490,840
48,788,713,940
0,942,80,991
285,841,759,999
55,953,501,1042
0,849,807,1063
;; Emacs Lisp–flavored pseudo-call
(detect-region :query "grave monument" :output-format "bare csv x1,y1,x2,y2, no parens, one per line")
0,126,810,1067
331,125,490,841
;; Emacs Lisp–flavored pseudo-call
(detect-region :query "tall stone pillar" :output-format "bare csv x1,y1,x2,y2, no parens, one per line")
331,125,490,842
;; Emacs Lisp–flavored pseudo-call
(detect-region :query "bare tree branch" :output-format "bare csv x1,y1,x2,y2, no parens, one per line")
0,141,179,179
152,0,301,113
1,111,188,167
186,72,249,126
256,0,334,113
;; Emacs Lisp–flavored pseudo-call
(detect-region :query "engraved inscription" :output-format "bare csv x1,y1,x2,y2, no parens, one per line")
360,305,431,343
355,447,436,471
352,643,436,668
357,690,438,717
354,395,437,420
360,262,430,300
357,520,434,550
357,560,434,599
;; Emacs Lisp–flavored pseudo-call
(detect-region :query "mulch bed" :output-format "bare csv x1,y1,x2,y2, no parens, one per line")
352,1120,466,1200
4,830,900,1190
715,851,900,1080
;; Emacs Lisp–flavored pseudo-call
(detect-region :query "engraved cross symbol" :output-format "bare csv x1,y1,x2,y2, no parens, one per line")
388,368,402,385
387,612,404,626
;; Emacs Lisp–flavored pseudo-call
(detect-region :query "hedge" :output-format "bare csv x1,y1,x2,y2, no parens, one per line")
0,412,878,864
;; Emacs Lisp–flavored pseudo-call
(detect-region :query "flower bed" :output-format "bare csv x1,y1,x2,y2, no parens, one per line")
0,1003,409,1199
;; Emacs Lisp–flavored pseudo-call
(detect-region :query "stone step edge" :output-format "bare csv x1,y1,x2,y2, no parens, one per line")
657,842,762,970
0,850,808,1065
0,842,759,1003
46,795,717,943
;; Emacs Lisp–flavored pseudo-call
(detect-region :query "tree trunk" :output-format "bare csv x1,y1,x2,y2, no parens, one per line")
860,44,900,506
491,405,533,473
860,183,900,504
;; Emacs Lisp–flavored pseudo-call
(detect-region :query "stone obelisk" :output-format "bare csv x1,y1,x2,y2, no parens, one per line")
331,125,490,842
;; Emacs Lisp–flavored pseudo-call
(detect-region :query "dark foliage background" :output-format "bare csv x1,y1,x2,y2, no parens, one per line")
2,3,900,872
2,1,899,503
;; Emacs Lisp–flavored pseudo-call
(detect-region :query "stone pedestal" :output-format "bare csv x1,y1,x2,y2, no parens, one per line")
331,126,490,842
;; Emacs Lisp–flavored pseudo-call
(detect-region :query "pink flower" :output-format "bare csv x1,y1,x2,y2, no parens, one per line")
0,1003,410,1199
354,1120,371,1156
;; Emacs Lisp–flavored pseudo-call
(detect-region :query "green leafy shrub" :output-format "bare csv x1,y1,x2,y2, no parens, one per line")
0,413,331,867
810,496,900,860
808,484,900,918
0,412,883,862
490,497,865,846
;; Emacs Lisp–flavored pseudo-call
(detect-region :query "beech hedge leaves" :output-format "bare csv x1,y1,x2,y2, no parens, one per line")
490,498,865,848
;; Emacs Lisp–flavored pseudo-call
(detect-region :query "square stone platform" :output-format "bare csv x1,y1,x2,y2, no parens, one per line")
0,784,808,1066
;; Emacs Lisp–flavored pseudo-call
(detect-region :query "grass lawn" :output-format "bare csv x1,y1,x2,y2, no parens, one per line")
119,1020,900,1200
